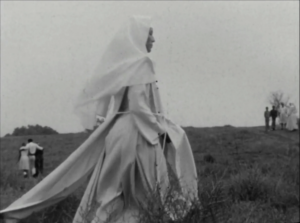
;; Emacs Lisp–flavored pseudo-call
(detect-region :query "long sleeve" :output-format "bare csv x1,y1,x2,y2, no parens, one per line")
36,144,43,150
31,142,43,150
128,84,165,145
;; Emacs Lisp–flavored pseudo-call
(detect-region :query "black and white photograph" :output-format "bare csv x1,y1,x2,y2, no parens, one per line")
0,1,299,223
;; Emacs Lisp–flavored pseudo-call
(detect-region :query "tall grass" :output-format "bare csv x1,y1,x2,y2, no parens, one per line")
0,127,299,223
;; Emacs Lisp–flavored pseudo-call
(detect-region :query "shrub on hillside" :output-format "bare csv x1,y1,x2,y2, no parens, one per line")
8,125,58,136
203,153,215,163
228,167,271,202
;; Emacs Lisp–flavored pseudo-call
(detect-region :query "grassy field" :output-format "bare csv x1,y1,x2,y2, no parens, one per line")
0,126,299,223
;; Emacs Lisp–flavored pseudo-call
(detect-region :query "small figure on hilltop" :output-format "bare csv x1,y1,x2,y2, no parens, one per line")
264,107,270,132
18,143,30,178
269,106,278,131
278,102,288,130
286,103,299,132
26,139,43,178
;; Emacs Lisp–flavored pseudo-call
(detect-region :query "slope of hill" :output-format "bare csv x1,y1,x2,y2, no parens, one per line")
0,126,299,222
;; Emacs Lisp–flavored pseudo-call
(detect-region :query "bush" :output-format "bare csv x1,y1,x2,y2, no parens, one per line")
203,154,215,163
10,125,58,136
228,167,271,202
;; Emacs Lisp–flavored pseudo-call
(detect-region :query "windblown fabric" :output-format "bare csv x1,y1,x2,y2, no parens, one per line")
0,16,198,223
74,15,156,130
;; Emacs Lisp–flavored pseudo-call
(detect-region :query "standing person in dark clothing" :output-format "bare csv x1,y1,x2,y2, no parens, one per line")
264,107,270,132
35,148,44,176
270,106,278,130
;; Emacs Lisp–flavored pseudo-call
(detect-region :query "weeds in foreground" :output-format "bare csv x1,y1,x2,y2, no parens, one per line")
1,128,298,223
19,196,80,223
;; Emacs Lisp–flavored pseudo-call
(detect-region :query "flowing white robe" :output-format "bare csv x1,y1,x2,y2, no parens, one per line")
286,106,299,131
0,82,198,223
278,106,288,124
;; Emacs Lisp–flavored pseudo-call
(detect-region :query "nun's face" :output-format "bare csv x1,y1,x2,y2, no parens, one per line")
146,28,155,53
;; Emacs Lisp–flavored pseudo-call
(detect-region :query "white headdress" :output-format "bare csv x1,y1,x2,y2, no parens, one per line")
74,16,156,129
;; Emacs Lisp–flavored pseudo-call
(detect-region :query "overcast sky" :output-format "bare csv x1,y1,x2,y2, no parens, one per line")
1,1,299,136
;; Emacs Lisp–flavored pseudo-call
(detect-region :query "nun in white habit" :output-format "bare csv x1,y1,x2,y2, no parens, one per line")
0,16,198,223
286,103,299,131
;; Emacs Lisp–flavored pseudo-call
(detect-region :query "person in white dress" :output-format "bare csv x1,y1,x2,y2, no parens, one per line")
18,143,30,178
0,16,198,223
286,103,299,131
278,103,288,130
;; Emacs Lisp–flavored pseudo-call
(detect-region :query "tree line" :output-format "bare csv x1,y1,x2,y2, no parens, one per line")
5,125,59,137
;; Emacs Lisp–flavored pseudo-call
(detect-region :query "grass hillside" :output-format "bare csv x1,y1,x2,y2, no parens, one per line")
0,126,299,223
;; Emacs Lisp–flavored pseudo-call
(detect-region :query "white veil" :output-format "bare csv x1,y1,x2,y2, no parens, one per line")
291,103,298,114
74,16,156,130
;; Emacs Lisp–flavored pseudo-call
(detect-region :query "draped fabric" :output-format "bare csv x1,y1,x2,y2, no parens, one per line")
74,16,156,130
0,16,198,223
0,83,198,223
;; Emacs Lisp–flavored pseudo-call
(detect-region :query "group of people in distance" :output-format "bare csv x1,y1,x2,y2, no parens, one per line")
264,102,299,132
18,139,44,178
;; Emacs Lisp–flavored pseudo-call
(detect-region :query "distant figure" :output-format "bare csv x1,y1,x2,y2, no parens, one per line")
18,143,29,178
269,106,278,130
286,103,298,131
278,103,288,130
26,139,43,178
264,107,270,132
35,147,44,176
